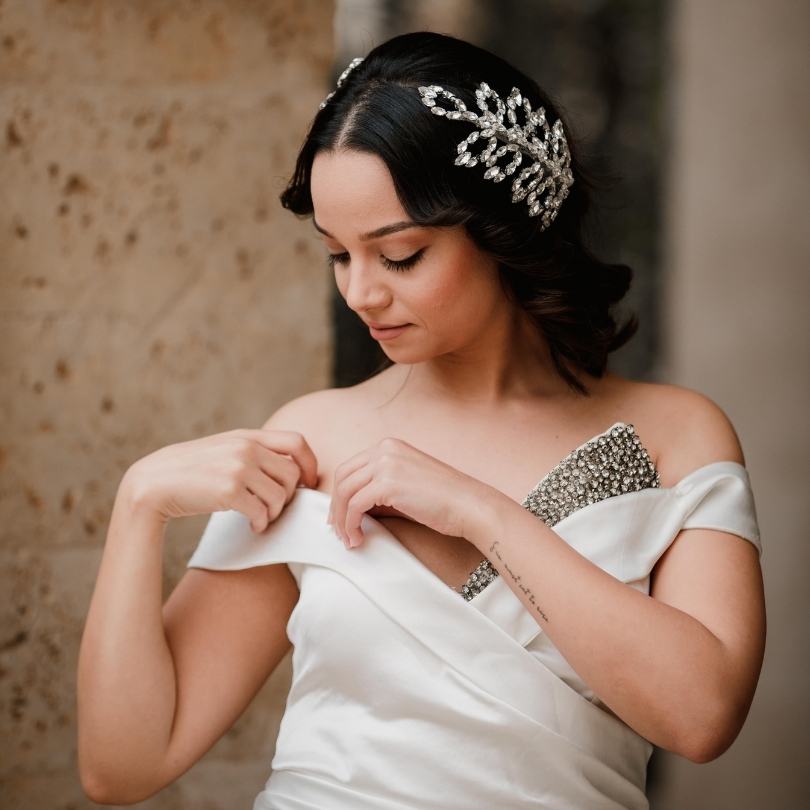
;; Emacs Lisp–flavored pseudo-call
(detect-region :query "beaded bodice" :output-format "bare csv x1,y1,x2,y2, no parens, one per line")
455,422,660,601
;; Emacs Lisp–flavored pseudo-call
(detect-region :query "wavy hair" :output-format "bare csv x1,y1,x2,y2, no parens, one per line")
279,31,638,395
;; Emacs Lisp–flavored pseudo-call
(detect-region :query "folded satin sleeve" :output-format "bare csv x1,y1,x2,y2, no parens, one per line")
186,505,300,573
613,460,762,585
676,461,761,554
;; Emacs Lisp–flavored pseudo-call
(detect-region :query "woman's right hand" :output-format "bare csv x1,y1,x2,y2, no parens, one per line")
121,428,319,533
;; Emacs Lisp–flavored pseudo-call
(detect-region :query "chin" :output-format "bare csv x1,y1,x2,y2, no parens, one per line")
379,344,417,362
388,348,448,367
375,329,452,364
377,340,429,363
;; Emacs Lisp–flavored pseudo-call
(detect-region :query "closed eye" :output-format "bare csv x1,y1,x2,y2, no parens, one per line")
326,248,426,272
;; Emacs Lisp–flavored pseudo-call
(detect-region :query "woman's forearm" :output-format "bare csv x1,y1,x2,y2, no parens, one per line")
465,491,727,761
76,471,177,802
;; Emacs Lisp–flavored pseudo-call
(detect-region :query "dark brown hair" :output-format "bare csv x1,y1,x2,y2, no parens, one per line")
280,31,638,395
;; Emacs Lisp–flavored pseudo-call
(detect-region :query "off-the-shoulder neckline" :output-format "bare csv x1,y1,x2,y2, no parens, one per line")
298,420,749,504
292,437,750,600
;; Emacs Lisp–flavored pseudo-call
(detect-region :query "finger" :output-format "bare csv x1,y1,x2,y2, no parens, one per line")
231,486,273,533
334,464,374,543
254,445,301,502
235,428,319,489
344,480,385,548
329,448,374,523
333,465,375,546
243,467,287,523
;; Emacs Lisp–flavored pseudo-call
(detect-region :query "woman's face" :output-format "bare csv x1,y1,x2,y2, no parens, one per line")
309,149,513,364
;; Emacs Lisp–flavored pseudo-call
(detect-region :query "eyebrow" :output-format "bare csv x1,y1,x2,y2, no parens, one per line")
312,218,422,242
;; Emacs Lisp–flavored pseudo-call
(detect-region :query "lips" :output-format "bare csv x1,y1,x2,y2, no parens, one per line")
367,321,407,329
368,323,411,341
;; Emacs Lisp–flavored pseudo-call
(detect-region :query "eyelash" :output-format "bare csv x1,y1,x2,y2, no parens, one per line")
326,248,426,273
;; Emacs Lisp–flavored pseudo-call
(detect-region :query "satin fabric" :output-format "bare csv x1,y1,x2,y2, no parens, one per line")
186,460,761,809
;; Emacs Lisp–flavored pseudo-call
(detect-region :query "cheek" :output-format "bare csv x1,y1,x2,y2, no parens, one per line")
417,260,500,327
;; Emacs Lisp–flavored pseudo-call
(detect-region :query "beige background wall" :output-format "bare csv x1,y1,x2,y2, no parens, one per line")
653,1,809,807
1,1,333,807
1,1,806,808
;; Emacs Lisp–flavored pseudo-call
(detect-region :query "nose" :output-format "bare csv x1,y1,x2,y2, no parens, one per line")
343,259,392,314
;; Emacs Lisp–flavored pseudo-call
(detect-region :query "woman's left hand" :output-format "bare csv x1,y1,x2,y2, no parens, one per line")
326,437,496,549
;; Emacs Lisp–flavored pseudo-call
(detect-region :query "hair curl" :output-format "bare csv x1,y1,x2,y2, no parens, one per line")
280,31,638,396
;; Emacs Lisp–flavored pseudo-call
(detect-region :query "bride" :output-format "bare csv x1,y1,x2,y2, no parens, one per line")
77,31,766,809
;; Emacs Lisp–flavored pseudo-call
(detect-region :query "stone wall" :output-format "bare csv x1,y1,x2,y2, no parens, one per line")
0,1,334,807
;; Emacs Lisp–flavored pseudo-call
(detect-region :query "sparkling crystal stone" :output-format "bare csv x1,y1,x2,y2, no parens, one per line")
413,79,575,227
451,423,660,601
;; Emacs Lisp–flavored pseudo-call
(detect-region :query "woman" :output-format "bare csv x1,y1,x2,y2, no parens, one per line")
77,31,766,809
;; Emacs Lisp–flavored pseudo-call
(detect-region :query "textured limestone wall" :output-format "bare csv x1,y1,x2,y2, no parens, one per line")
1,1,334,806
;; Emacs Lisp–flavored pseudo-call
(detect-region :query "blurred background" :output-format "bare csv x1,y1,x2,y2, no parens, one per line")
1,1,807,808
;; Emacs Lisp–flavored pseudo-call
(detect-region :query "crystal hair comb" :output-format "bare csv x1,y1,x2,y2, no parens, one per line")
318,56,574,229
417,82,574,228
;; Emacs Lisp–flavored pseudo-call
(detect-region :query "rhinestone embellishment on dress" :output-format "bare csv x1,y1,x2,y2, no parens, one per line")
454,422,660,601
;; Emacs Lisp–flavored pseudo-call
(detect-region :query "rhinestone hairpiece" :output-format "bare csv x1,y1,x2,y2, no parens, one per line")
318,56,365,109
318,56,574,228
418,82,574,228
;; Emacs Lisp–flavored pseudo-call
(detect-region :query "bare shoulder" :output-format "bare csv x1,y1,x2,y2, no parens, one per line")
262,383,376,430
261,365,402,431
620,378,746,488
259,369,399,486
260,386,356,471
261,386,351,431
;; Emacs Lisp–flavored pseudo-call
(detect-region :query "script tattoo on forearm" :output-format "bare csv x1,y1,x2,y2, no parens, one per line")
488,540,549,623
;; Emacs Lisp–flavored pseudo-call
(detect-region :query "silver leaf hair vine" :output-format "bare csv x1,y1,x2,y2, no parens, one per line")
318,56,574,230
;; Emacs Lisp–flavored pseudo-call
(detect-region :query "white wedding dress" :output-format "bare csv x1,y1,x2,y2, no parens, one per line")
185,422,762,809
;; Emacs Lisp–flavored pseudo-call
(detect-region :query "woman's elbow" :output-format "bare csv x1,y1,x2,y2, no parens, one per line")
78,762,162,806
678,695,750,764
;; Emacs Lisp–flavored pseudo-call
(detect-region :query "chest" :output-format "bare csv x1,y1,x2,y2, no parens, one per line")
311,415,661,598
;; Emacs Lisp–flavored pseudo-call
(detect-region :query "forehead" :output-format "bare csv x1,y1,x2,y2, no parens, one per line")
310,150,407,231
